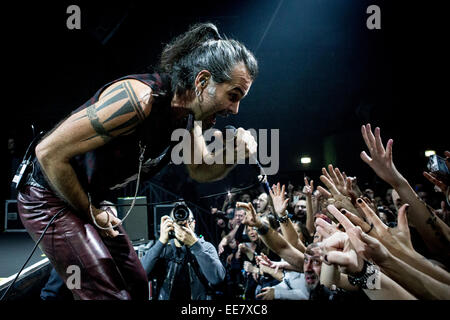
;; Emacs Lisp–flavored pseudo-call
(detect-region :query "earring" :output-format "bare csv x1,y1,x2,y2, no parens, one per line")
195,87,203,102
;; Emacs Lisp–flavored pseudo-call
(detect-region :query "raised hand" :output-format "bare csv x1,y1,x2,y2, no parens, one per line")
237,201,263,228
269,182,289,217
315,217,341,240
303,177,314,198
360,124,403,187
322,165,350,197
355,198,414,258
324,205,391,266
158,215,174,244
319,173,359,217
320,229,364,275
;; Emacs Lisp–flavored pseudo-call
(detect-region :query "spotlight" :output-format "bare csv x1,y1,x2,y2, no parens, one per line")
425,150,436,157
300,157,311,164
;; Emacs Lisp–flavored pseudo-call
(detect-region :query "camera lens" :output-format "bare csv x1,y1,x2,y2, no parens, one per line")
172,203,190,222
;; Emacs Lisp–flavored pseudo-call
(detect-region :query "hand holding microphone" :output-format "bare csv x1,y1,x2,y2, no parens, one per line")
223,125,271,193
222,125,258,164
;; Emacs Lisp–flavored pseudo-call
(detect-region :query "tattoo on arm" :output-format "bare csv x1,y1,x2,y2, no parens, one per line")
423,202,448,246
73,81,146,142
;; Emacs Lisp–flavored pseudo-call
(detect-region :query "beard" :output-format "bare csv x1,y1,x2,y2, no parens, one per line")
305,272,319,291
197,90,219,129
202,113,216,129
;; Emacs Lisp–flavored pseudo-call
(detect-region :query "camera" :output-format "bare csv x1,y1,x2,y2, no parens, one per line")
427,154,450,184
168,202,192,239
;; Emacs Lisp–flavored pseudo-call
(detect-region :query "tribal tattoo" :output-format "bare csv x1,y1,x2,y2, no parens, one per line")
74,81,146,142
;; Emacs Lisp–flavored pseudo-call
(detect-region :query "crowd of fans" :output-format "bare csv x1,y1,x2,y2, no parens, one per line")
36,124,449,301
203,124,450,300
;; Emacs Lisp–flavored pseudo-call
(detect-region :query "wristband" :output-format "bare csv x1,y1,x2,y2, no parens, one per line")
278,215,289,224
256,224,269,235
347,260,381,290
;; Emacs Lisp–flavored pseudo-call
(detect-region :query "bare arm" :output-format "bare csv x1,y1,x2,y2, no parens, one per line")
35,79,152,236
350,199,450,285
320,264,416,299
225,223,242,242
270,183,306,252
305,194,315,236
260,228,304,271
279,219,306,253
380,252,450,300
238,201,305,271
360,124,450,261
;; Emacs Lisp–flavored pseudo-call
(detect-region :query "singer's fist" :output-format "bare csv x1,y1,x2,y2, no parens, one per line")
235,127,257,162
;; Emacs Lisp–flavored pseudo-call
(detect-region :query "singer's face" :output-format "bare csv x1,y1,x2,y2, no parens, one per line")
196,62,252,128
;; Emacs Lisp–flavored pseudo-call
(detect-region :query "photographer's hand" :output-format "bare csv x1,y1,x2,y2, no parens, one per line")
174,223,198,247
159,216,174,245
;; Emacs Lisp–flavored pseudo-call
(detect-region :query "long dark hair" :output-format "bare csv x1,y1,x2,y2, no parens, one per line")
160,22,258,97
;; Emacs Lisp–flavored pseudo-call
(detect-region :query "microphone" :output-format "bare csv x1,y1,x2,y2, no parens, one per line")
222,125,271,194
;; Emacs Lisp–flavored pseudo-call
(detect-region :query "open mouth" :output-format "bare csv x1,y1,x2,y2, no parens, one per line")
305,273,317,284
216,110,229,118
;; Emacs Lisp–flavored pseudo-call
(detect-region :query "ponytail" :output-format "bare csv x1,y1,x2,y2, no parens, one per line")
160,23,222,73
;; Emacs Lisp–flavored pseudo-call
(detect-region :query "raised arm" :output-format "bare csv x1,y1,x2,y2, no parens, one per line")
269,182,306,252
360,124,450,261
35,79,152,237
303,177,316,237
237,202,305,271
326,204,450,300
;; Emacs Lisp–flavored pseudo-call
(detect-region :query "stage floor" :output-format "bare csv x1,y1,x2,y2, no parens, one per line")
0,232,45,279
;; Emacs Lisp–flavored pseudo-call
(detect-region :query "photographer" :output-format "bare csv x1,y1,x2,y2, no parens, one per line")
140,203,225,300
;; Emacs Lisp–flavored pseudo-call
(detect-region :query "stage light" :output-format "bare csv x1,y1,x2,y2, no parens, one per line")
425,150,436,157
301,157,311,164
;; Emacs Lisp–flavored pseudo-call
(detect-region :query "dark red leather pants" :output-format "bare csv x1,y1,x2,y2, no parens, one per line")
17,185,149,300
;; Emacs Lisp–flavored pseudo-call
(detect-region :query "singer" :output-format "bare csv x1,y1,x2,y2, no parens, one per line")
16,22,258,300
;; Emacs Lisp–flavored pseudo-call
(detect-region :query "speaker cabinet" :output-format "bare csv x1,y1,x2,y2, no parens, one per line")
117,196,148,244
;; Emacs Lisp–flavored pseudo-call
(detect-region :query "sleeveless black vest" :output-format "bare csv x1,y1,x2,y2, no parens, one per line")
31,72,193,205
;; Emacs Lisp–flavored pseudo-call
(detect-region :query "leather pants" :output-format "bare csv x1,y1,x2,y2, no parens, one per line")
17,185,149,300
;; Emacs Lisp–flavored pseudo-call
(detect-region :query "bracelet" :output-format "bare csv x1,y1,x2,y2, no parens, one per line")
256,223,269,235
347,260,381,290
278,215,289,224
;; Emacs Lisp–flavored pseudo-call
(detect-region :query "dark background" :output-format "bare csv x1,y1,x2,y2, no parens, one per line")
3,1,448,229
